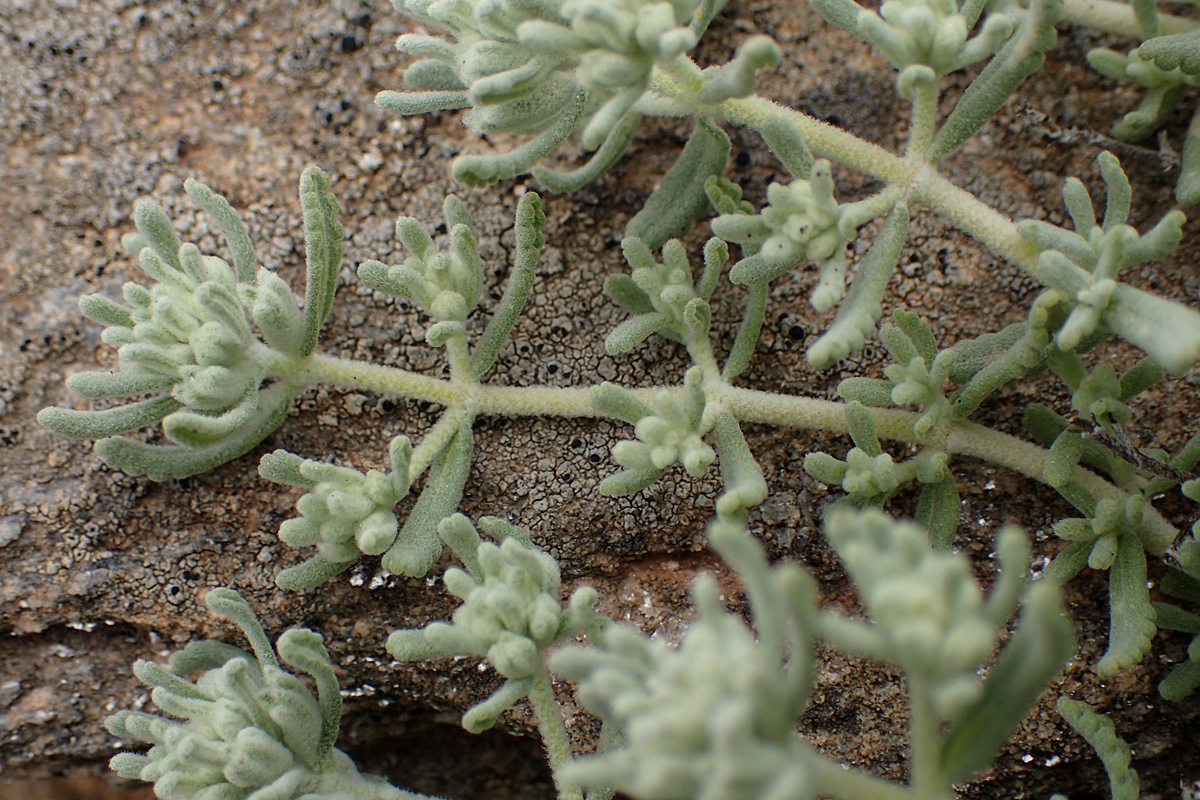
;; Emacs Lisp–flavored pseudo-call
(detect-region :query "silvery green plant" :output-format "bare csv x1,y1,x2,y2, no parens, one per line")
36,0,1200,795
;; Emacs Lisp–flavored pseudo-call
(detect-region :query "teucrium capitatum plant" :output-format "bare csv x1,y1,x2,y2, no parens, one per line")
35,0,1200,795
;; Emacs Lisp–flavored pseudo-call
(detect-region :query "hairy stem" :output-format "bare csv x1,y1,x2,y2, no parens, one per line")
282,355,1181,554
529,665,583,800
906,676,949,799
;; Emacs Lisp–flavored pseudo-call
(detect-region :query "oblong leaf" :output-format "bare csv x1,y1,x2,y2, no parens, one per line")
931,0,1062,158
38,395,181,440
626,117,731,251
299,165,344,357
1097,533,1156,677
91,384,294,481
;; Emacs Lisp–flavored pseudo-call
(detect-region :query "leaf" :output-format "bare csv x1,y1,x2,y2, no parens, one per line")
132,199,183,271
625,117,731,251
697,36,782,104
1097,533,1157,677
38,395,182,440
807,202,909,369
381,421,474,577
1137,29,1200,76
589,382,654,424
461,677,533,733
916,476,960,550
598,466,666,496
713,411,768,519
451,91,587,187
299,165,344,357
275,556,357,591
1056,698,1140,800
470,192,546,379
604,312,668,354
722,283,767,382
931,0,1062,158
65,371,176,400
162,390,260,447
1159,636,1200,700
374,89,470,116
1044,430,1083,489
1177,106,1200,205
532,113,641,193
90,384,295,481
184,179,257,283
939,581,1073,783
1105,281,1200,375
808,0,865,36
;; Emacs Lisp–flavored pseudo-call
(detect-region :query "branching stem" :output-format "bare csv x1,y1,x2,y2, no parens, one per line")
276,352,1182,555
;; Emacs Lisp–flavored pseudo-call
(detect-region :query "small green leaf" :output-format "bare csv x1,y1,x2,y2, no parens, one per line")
382,421,474,577
452,92,587,187
626,117,731,251
299,166,344,357
471,193,546,379
1044,430,1083,489
1177,106,1200,205
1056,698,1140,800
132,199,183,271
533,113,641,193
38,396,182,440
916,476,960,550
91,384,294,481
713,411,768,519
1097,533,1157,677
589,383,654,424
599,467,665,496
808,202,909,369
184,179,257,283
604,312,668,354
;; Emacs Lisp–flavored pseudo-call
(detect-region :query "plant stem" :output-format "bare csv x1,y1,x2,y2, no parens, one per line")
282,354,1181,554
291,353,462,406
905,80,940,159
905,677,950,800
528,665,584,800
723,386,1179,553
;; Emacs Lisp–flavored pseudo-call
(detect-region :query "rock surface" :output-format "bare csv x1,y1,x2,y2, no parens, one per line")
1,0,1199,797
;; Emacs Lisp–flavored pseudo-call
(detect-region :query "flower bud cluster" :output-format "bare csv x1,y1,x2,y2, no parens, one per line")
106,590,397,800
521,0,704,148
713,160,859,309
824,510,1030,717
258,437,413,587
388,515,601,732
857,0,1013,76
1053,494,1146,571
380,0,719,184
1019,152,1186,355
359,197,484,342
549,522,814,800
112,240,264,421
612,367,715,476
